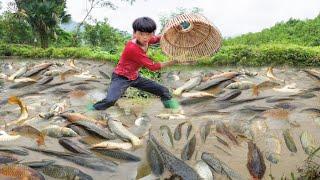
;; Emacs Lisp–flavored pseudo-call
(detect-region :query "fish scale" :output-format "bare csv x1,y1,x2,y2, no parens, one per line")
42,164,93,180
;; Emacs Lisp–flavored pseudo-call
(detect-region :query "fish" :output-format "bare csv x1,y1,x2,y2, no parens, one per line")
303,69,320,81
300,131,317,155
160,125,174,148
273,102,297,110
204,72,239,81
23,147,117,171
0,164,45,180
201,152,244,180
22,159,55,168
7,96,28,125
216,121,239,145
215,135,230,149
60,112,106,126
91,141,133,150
8,66,27,81
282,129,297,153
11,125,45,146
290,92,316,99
68,58,77,69
58,138,90,154
200,121,213,143
265,136,281,164
195,76,231,91
226,81,255,90
60,69,80,81
173,75,202,96
66,124,90,136
242,105,272,112
91,148,141,162
23,62,53,77
44,69,61,76
252,81,280,96
181,91,215,98
261,108,289,120
0,131,21,142
0,153,18,164
215,90,241,101
146,140,164,176
194,160,214,180
174,122,186,141
70,120,116,140
240,69,258,77
41,125,78,138
99,71,111,79
42,164,93,180
108,118,142,147
267,67,284,82
156,113,187,120
266,96,294,103
179,96,215,106
181,135,196,161
300,108,320,114
149,134,201,179
9,79,37,89
0,146,28,156
247,141,266,180
273,83,301,93
186,123,193,139
36,76,53,85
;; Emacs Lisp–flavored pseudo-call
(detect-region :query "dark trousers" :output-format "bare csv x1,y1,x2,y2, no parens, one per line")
93,72,172,110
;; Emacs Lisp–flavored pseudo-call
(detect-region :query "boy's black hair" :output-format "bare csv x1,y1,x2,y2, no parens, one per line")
132,17,157,33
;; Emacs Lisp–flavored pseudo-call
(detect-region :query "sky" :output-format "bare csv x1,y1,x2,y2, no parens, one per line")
1,0,319,37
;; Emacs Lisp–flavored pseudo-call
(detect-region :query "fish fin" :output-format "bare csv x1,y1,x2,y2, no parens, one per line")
8,96,20,105
252,85,259,96
36,133,45,146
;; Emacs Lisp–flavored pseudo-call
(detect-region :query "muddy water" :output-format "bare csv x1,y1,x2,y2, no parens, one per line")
0,58,320,179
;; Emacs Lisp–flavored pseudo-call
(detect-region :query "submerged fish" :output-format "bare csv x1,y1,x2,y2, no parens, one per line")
7,96,28,125
23,62,53,77
11,125,45,146
200,121,213,143
91,141,133,151
300,131,317,155
59,138,90,154
282,129,297,153
92,148,141,162
181,135,196,161
0,164,45,180
60,69,80,81
252,81,280,96
160,125,174,148
216,121,239,145
173,75,202,96
174,122,186,141
265,136,281,164
41,125,78,138
42,164,93,180
194,160,214,180
186,123,193,139
247,141,266,180
70,120,116,140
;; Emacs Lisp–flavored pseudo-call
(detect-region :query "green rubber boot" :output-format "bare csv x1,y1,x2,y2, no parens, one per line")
162,99,181,109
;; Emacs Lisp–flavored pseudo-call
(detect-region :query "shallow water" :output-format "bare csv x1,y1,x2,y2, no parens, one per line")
0,58,320,179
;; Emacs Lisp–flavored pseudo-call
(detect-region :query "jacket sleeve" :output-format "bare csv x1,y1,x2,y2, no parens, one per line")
129,46,161,71
148,35,161,45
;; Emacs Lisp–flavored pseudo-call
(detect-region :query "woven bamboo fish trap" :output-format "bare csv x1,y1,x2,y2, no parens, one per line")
160,13,222,62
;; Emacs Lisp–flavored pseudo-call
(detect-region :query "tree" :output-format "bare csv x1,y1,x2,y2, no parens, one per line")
14,0,71,48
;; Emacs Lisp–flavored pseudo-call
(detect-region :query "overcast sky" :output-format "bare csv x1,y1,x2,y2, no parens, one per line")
1,0,319,37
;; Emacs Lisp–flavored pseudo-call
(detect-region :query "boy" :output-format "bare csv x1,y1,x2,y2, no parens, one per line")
89,17,181,111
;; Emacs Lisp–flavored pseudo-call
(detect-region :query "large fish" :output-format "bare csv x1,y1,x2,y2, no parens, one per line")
146,139,164,176
195,76,231,91
23,62,53,77
108,118,142,147
23,147,117,171
91,141,133,151
300,131,317,155
0,131,21,142
200,121,213,143
58,138,90,154
173,75,202,96
41,164,93,180
174,122,186,141
203,72,239,82
266,67,284,82
60,69,80,81
149,134,200,179
22,159,55,169
282,129,297,153
265,136,281,164
36,76,53,85
194,160,214,180
8,66,27,81
41,125,78,138
252,81,281,96
201,152,244,180
60,112,106,126
181,135,196,161
247,141,266,180
215,90,241,101
7,96,28,125
226,81,255,90
0,153,18,164
69,120,116,140
181,91,215,98
0,164,45,180
160,125,174,148
91,148,141,162
0,146,28,156
11,125,45,146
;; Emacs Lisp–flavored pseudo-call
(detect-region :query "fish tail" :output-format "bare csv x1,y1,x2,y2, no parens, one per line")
8,96,21,105
252,85,259,96
36,133,45,146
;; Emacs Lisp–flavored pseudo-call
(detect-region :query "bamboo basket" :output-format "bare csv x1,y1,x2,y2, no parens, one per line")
160,13,222,62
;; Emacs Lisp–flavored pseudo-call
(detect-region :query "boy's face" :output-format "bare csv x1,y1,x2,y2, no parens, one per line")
133,31,154,46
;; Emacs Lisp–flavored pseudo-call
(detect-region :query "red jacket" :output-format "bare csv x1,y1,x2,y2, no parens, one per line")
114,36,162,80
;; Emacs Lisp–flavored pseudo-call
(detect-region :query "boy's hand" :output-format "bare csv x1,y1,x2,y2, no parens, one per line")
161,60,178,68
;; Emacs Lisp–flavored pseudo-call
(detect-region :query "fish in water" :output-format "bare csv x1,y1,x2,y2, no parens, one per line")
60,112,106,126
36,76,53,85
41,164,93,180
60,69,80,81
22,159,55,169
204,71,239,81
66,124,90,136
149,134,201,179
0,131,21,142
181,135,196,161
0,153,18,164
273,102,297,110
252,81,281,96
160,125,174,148
0,164,45,180
174,122,186,141
266,96,294,103
146,138,164,176
216,121,239,145
247,141,266,180
215,135,230,149
69,120,116,140
23,62,53,77
186,122,193,139
181,91,215,98
265,136,281,164
92,148,141,162
194,160,214,180
266,67,284,82
179,96,215,106
8,66,27,81
201,152,244,180
108,118,142,147
91,141,133,151
173,75,202,96
7,96,28,125
11,125,45,146
44,69,61,76
215,89,241,101
195,76,231,91
200,121,213,143
58,138,90,154
300,131,317,155
41,125,78,138
9,79,37,89
226,81,255,90
282,129,297,153
0,146,28,156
